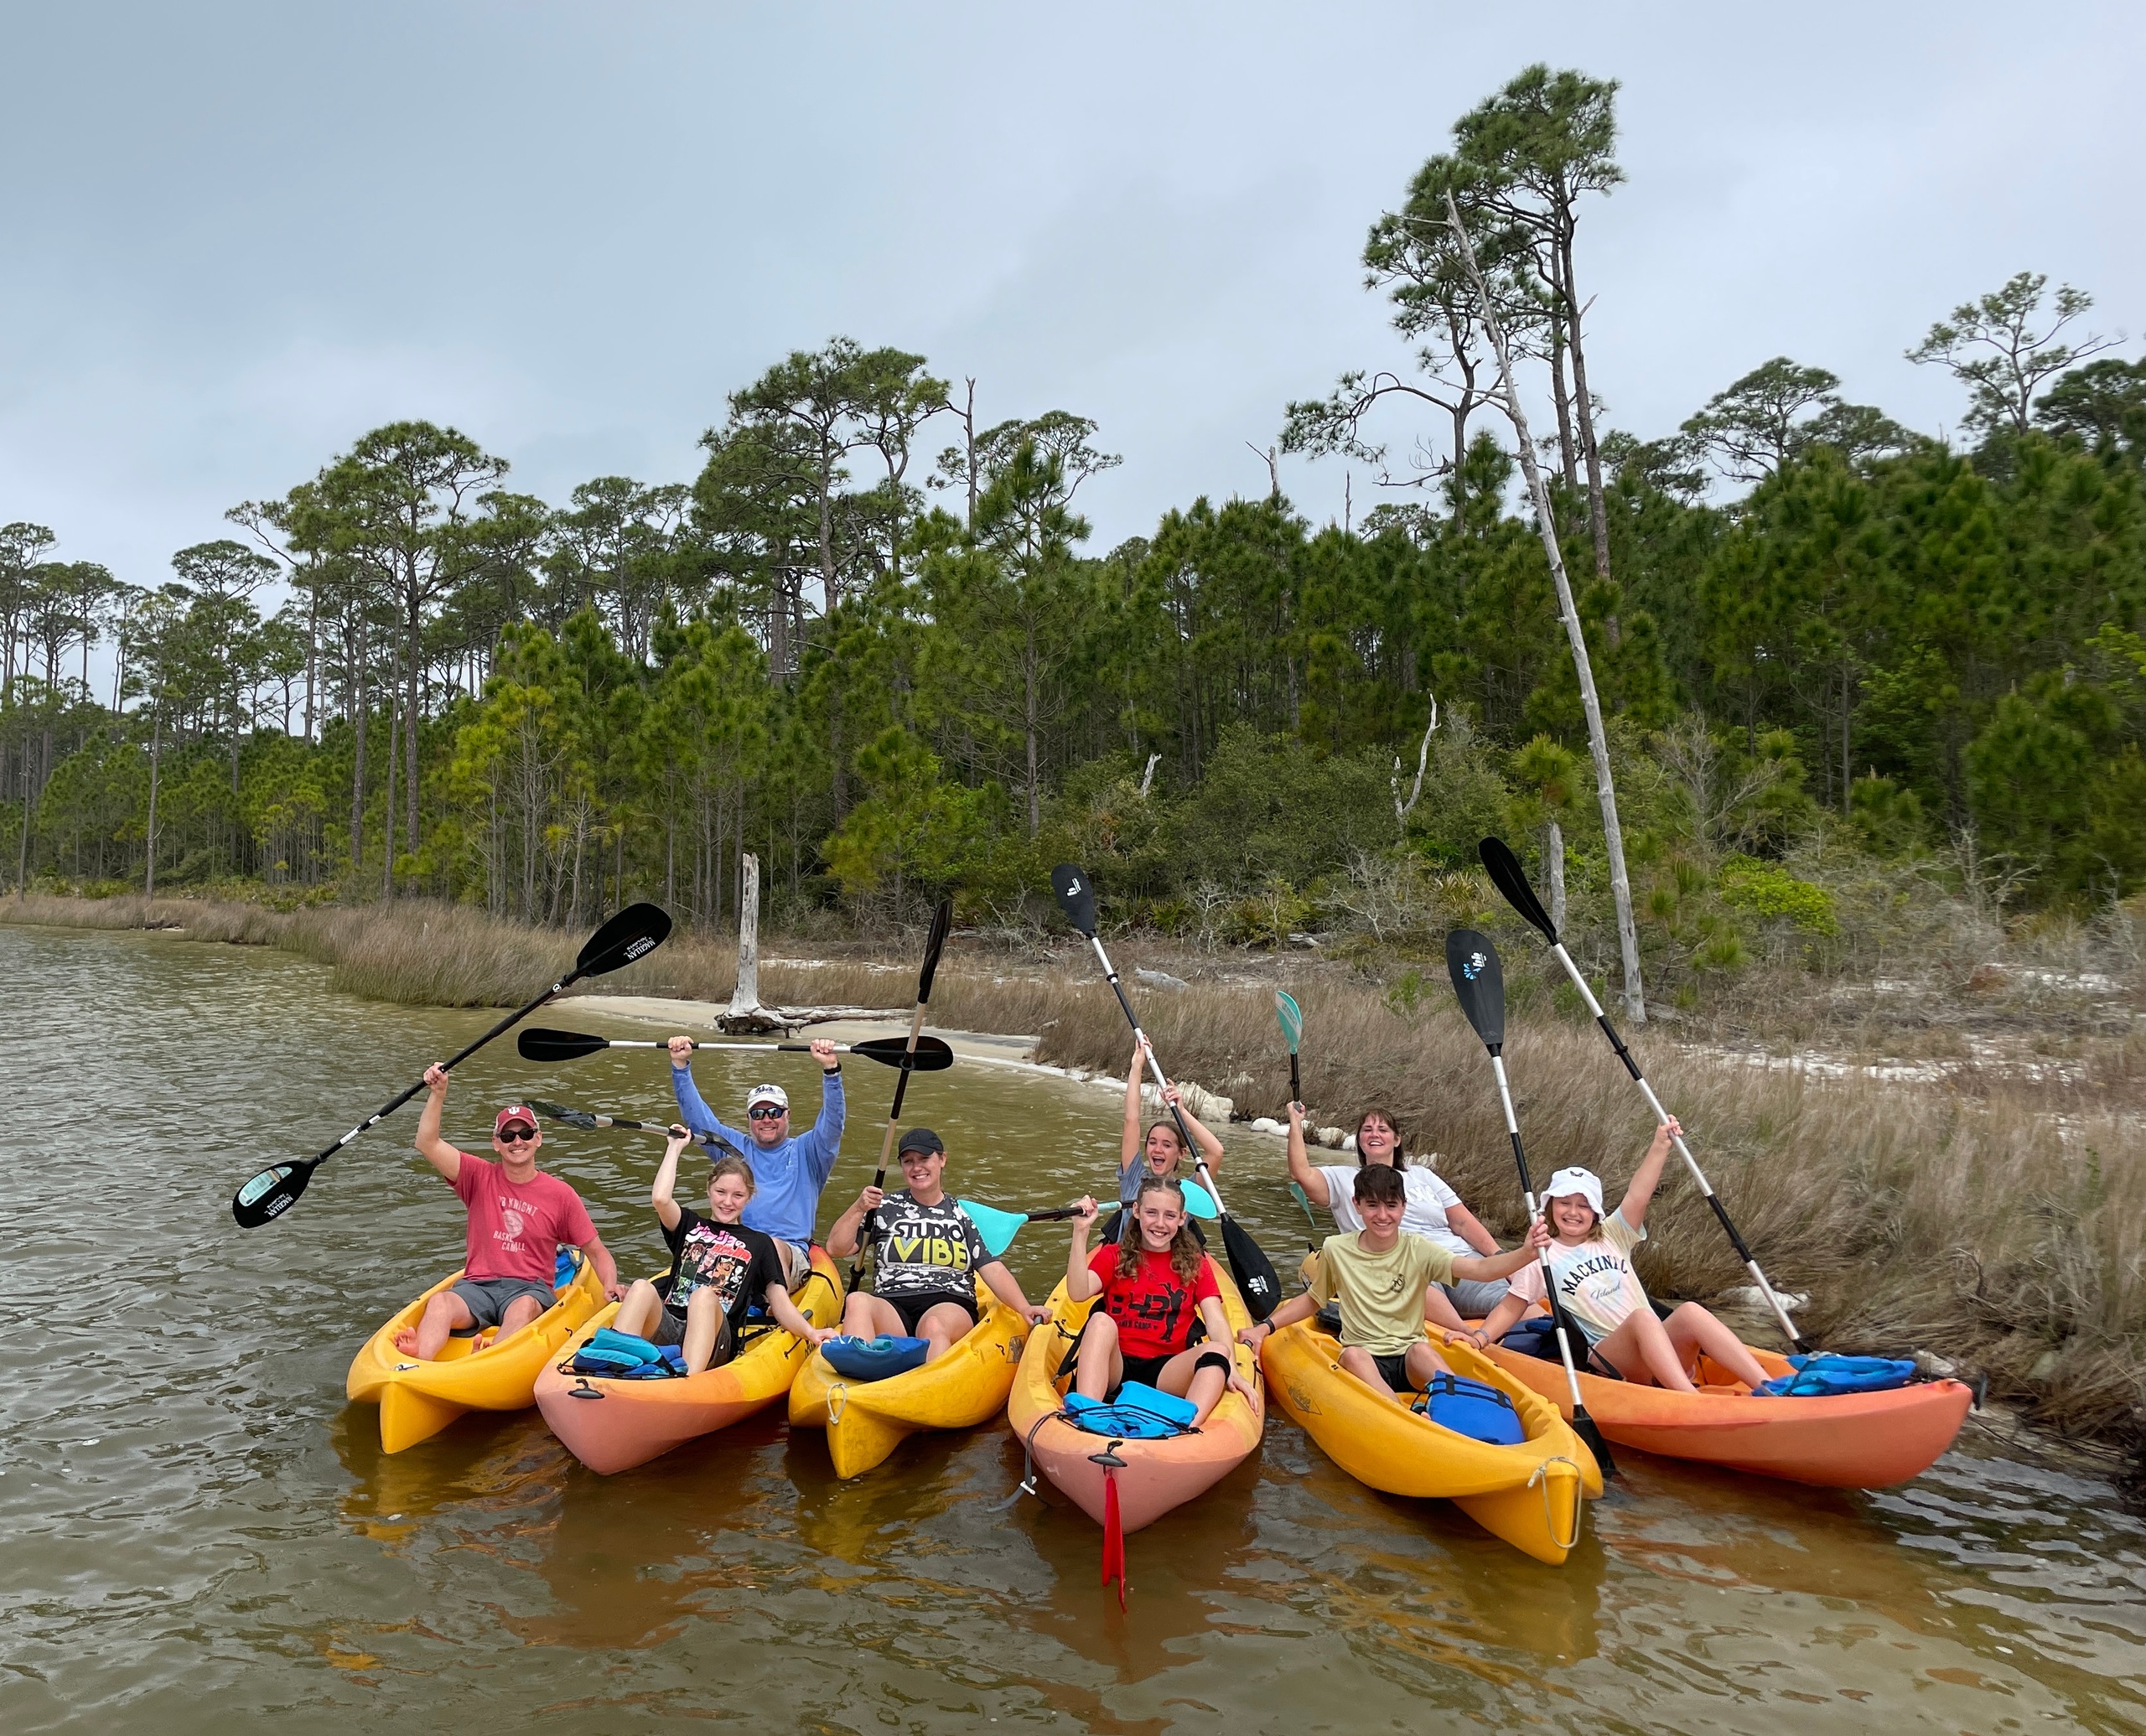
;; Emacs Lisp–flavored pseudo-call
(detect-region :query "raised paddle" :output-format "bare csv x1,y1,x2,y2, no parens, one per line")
1444,926,1616,1477
526,1100,726,1146
518,1027,956,1071
1050,863,1283,1320
1274,989,1303,1107
1478,835,1812,1354
851,899,955,1291
230,901,674,1228
956,1200,1085,1259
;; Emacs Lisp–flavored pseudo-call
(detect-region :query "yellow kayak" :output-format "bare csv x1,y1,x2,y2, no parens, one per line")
1262,1319,1601,1565
788,1278,1029,1477
346,1257,606,1454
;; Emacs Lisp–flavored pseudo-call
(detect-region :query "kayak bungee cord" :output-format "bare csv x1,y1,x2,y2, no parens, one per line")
1445,927,1617,1479
1477,835,1812,1353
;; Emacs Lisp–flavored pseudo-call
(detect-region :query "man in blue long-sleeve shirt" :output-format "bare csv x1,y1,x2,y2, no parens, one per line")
667,1033,844,1285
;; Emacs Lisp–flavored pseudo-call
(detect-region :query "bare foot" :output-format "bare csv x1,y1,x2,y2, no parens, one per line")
392,1328,420,1355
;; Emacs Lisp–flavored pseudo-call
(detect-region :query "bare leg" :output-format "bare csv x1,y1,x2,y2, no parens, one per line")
1663,1303,1771,1389
613,1279,665,1339
1403,1340,1454,1391
682,1286,729,1375
1075,1311,1124,1400
1339,1345,1394,1397
397,1290,475,1359
493,1293,547,1345
1157,1346,1230,1423
1594,1309,1698,1391
841,1293,904,1339
915,1301,975,1363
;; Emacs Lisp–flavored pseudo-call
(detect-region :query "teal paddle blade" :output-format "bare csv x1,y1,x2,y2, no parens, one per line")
956,1198,1026,1258
1182,1179,1218,1220
1274,989,1303,1055
1288,1179,1319,1231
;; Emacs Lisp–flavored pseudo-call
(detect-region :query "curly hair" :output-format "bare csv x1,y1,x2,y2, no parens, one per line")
1115,1175,1205,1287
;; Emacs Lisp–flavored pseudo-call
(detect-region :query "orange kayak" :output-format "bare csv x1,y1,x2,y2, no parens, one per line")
535,1249,844,1475
1007,1260,1265,1534
1480,1334,1973,1488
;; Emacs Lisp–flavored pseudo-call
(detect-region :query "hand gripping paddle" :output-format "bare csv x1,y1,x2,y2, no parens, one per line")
230,902,673,1228
1445,925,1616,1477
1050,864,1282,1319
1478,836,1809,1352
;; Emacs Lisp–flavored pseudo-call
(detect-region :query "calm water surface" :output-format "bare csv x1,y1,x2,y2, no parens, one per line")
3,924,2143,1733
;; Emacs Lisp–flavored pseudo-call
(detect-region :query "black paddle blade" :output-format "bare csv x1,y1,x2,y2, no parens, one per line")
517,1027,611,1063
852,1034,956,1071
1573,1407,1618,1478
529,1098,600,1130
1480,836,1558,943
575,901,672,977
1050,863,1097,936
915,899,953,1004
1221,1214,1284,1320
231,1158,317,1228
1444,928,1506,1050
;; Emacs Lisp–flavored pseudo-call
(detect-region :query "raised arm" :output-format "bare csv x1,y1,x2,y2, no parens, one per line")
1163,1081,1225,1175
667,1036,744,1157
413,1064,464,1183
1618,1117,1681,1231
1065,1196,1104,1301
650,1128,689,1232
1119,1043,1147,1173
800,1042,846,1182
1285,1101,1330,1206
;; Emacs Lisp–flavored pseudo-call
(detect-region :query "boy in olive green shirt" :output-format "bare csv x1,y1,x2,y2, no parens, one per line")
1241,1164,1547,1398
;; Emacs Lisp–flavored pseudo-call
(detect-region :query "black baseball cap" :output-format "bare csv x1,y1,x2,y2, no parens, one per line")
896,1127,946,1157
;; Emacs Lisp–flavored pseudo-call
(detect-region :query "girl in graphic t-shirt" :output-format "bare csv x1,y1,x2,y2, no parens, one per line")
613,1133,837,1375
1064,1177,1256,1424
1476,1117,1772,1392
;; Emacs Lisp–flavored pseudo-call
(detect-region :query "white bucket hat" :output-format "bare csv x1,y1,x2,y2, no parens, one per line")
746,1082,790,1112
1543,1167,1605,1219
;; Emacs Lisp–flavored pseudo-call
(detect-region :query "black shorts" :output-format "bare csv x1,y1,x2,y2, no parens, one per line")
1115,1350,1176,1393
1371,1351,1418,1393
886,1290,979,1335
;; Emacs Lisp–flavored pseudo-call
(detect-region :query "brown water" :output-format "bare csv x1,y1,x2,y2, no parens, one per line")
3,923,2143,1734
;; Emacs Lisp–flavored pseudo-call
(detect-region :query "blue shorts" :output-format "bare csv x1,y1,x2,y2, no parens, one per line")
449,1274,557,1329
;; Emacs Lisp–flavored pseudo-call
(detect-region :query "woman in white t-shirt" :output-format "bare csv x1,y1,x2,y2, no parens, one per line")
1285,1100,1511,1330
1477,1117,1772,1391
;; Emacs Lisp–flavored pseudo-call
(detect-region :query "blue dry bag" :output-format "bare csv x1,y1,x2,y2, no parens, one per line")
1413,1373,1527,1444
1754,1354,1917,1397
820,1335,930,1382
1063,1381,1198,1439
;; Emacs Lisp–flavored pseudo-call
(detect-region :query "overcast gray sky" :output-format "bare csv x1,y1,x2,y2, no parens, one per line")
4,2,2140,616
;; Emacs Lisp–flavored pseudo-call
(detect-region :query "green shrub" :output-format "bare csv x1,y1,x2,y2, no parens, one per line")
1718,854,1838,935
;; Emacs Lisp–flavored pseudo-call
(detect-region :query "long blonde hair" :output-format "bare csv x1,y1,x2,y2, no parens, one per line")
1116,1176,1204,1286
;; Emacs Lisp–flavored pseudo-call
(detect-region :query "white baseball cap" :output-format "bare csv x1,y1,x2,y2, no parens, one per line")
1543,1167,1604,1218
746,1083,790,1112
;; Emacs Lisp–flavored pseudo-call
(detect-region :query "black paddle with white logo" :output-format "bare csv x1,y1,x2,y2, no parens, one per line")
230,901,674,1228
1444,926,1616,1476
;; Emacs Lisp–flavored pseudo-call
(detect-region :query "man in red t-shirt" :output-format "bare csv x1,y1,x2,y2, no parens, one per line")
391,1062,624,1359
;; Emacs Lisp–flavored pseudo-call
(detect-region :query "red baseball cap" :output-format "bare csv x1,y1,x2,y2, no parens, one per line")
495,1105,539,1135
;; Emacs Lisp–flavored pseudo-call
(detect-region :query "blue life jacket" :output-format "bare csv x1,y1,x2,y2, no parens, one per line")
1413,1373,1527,1444
1755,1354,1917,1397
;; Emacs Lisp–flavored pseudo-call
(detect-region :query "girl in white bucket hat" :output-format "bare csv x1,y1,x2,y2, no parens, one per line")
1475,1117,1770,1392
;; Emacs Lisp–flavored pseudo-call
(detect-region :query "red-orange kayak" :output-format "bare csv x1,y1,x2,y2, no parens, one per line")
1480,1334,1972,1489
1008,1262,1264,1534
536,1249,843,1475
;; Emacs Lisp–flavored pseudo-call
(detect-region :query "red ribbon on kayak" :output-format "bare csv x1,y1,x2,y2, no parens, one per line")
1101,1473,1126,1609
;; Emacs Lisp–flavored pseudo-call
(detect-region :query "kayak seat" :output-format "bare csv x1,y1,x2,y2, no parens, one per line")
1498,1314,1624,1381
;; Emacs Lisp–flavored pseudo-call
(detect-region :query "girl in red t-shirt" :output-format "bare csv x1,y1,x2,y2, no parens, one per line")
1064,1177,1256,1424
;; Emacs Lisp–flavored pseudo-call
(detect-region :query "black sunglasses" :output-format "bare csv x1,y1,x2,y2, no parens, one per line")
498,1126,538,1143
748,1105,785,1121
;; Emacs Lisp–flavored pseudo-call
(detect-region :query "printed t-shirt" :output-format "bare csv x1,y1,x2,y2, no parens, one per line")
1309,1231,1457,1356
1506,1210,1650,1344
670,1065,846,1246
660,1207,789,1336
1086,1246,1221,1360
869,1192,988,1301
451,1153,596,1283
1318,1163,1472,1257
